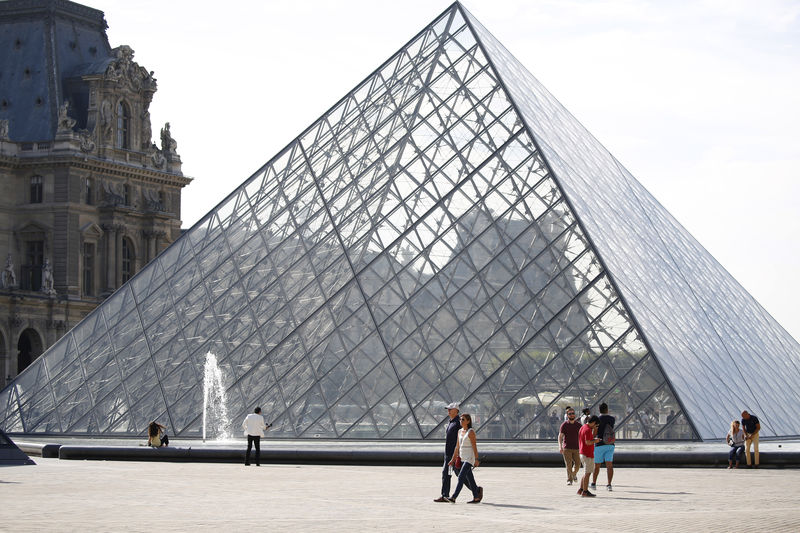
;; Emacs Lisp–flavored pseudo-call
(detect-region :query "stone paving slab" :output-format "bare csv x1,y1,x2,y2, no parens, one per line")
1,459,799,532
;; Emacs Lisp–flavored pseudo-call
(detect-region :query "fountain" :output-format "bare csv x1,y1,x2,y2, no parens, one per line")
202,352,231,442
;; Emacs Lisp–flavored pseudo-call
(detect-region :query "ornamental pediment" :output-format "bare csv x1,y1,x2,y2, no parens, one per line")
79,222,104,240
104,45,157,93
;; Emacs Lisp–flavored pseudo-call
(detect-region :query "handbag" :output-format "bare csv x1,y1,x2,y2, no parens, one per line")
454,456,462,469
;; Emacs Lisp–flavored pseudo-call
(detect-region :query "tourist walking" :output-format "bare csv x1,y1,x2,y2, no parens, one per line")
741,410,761,467
578,415,600,497
558,407,581,485
434,402,469,502
446,413,483,503
726,420,745,468
147,421,169,447
242,407,270,466
580,407,591,425
591,402,616,491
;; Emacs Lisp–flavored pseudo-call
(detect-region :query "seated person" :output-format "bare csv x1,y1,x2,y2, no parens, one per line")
147,421,169,447
726,420,745,468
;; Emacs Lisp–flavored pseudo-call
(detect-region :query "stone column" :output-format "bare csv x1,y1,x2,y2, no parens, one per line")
115,228,123,287
141,230,152,263
154,230,165,257
102,224,115,293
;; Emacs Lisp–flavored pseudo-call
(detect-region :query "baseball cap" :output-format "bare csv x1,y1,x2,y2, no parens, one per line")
446,402,460,410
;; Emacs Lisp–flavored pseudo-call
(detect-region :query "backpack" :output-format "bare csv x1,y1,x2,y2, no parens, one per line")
602,422,615,444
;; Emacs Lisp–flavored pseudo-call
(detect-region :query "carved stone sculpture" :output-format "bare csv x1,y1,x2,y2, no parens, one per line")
100,99,113,140
160,122,178,154
41,258,56,296
141,109,152,149
78,129,96,153
0,119,9,140
57,101,77,133
104,45,157,93
1,253,17,288
148,143,167,169
102,180,124,206
142,188,164,212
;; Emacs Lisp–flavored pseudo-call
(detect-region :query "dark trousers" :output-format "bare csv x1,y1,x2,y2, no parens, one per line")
729,444,744,463
441,457,474,497
451,462,479,500
246,435,261,465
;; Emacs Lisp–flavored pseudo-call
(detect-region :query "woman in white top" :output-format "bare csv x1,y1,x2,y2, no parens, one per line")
446,413,483,503
726,420,745,468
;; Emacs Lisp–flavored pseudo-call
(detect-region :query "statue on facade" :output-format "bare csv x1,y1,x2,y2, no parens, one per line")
1,253,17,288
100,99,114,140
57,101,77,133
0,118,9,141
141,109,152,149
101,180,124,206
160,122,178,154
41,258,56,296
142,188,164,212
148,143,167,169
104,45,157,93
78,129,96,153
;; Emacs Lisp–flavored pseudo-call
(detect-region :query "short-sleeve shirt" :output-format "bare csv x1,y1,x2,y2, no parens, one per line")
559,420,581,449
741,415,760,434
597,414,616,445
579,424,595,458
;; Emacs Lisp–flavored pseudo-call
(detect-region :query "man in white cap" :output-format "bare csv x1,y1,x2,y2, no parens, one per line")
434,402,470,502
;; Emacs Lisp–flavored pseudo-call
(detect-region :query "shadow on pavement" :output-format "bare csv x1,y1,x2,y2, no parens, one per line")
626,490,692,495
479,503,552,510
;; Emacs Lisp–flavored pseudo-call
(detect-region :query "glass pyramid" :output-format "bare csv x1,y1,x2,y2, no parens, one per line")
2,2,799,441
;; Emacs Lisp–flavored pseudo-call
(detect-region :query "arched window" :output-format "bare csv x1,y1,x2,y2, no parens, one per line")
121,237,134,283
17,328,43,374
116,101,130,149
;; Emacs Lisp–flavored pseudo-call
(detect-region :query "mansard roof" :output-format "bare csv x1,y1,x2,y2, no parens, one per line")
0,0,111,141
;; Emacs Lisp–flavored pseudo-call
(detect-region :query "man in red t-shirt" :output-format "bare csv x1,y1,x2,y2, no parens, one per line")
578,415,601,497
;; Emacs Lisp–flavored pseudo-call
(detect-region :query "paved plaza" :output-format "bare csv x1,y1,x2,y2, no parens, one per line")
1,458,799,532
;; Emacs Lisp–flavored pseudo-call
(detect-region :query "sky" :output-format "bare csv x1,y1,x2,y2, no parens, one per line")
87,0,800,341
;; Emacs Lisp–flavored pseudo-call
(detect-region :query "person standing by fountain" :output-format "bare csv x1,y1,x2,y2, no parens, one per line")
242,407,270,466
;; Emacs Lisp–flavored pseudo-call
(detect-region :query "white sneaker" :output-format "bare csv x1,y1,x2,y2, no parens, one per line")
606,485,613,491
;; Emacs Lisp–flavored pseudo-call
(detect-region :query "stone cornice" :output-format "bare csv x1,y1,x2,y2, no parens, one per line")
0,153,193,187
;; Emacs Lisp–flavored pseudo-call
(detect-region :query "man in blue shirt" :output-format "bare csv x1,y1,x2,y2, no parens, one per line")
741,410,761,467
434,402,474,501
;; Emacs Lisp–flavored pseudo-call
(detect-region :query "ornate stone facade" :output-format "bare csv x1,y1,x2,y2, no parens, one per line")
0,0,192,386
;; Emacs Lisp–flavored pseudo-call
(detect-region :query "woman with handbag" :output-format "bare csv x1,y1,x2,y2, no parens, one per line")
446,413,483,503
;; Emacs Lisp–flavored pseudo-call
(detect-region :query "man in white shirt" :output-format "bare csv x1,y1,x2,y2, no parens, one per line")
242,407,269,466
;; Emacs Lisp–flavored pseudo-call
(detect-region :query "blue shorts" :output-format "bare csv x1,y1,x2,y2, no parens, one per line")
594,444,615,464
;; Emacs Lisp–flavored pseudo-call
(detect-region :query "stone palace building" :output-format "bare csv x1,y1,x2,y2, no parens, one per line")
0,0,191,386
